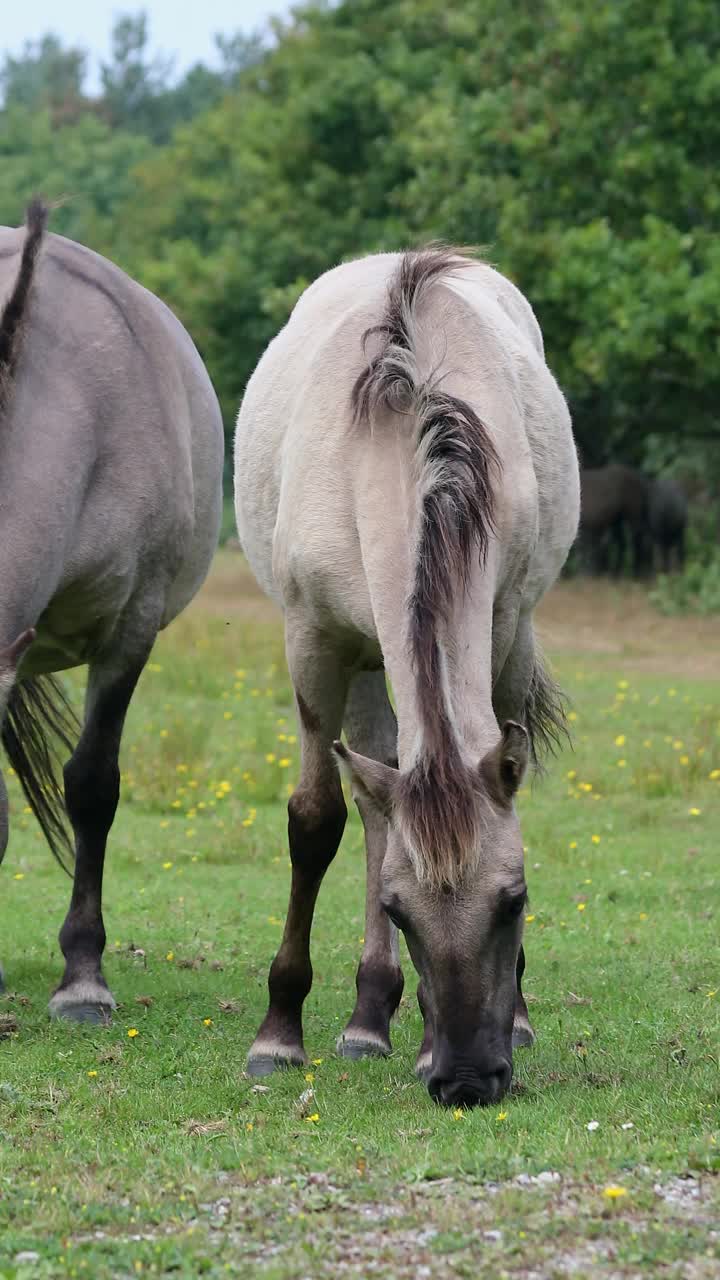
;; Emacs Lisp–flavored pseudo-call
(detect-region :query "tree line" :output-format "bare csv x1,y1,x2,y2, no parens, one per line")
1,1,718,491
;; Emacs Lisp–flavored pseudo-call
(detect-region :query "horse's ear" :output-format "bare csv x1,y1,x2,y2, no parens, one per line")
0,628,35,670
332,741,398,818
479,721,529,806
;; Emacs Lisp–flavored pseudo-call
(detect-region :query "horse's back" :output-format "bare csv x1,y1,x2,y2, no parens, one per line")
235,252,577,626
0,221,224,659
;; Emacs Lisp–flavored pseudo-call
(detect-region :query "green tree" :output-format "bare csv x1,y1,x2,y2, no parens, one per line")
119,0,720,461
0,34,87,124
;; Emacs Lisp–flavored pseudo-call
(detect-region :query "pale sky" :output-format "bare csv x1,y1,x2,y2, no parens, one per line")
2,1,293,87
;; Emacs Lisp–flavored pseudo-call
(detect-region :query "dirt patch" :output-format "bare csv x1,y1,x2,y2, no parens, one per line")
536,578,718,678
197,555,717,682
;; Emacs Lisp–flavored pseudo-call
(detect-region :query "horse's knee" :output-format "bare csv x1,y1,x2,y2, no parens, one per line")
63,748,119,836
287,783,347,877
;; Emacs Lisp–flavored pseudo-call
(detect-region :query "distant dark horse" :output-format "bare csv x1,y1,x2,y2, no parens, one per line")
648,477,687,573
0,202,224,1019
579,464,651,577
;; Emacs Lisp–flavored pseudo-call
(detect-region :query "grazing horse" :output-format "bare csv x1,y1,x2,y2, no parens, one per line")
579,463,651,577
234,248,579,1106
0,202,224,1019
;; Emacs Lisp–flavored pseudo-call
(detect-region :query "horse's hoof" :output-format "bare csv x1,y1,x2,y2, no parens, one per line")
49,1002,114,1025
246,1047,306,1077
336,1033,391,1061
512,1020,536,1050
415,1050,433,1082
48,982,116,1024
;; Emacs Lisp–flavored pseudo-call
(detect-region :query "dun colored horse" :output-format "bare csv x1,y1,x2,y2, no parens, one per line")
235,248,579,1106
0,202,223,1018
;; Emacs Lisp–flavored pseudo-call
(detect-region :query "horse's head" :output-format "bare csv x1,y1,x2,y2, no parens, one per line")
335,721,529,1108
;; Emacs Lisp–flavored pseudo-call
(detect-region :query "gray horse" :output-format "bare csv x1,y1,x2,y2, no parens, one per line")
235,247,578,1107
0,201,223,1019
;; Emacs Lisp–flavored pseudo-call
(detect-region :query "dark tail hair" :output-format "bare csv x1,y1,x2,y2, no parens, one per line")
0,198,48,412
2,676,79,873
523,649,570,770
351,247,501,888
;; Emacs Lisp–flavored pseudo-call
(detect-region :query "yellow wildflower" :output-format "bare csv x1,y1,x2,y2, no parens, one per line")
591,834,601,844
603,1185,627,1199
614,735,625,747
305,1113,320,1124
127,1028,139,1039
87,1070,98,1078
452,1108,464,1120
577,903,586,912
496,1111,508,1122
203,1018,213,1027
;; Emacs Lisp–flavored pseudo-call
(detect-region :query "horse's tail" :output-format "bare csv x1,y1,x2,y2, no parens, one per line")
0,198,48,413
524,646,570,770
350,247,501,889
2,676,78,874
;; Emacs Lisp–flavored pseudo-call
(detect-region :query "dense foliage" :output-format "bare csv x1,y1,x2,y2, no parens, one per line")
1,1,719,484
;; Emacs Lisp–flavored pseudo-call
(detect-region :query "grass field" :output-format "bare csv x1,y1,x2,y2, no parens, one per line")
0,553,717,1278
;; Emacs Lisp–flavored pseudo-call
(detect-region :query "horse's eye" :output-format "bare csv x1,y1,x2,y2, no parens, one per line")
502,890,528,920
381,900,406,931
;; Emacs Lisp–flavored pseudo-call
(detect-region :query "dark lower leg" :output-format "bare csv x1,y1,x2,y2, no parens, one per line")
247,779,346,1073
338,670,402,1059
338,798,403,1058
512,944,535,1048
415,982,433,1079
50,663,144,1022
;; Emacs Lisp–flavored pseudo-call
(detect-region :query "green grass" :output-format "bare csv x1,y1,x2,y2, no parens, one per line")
0,554,717,1277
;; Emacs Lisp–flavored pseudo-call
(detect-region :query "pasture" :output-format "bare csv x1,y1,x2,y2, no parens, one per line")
0,551,717,1278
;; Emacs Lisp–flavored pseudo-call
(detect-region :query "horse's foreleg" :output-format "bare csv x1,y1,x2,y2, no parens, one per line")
415,981,433,1080
49,651,150,1022
337,671,403,1061
492,617,537,1050
246,624,348,1076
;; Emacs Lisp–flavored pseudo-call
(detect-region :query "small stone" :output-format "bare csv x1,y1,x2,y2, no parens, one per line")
15,1253,40,1264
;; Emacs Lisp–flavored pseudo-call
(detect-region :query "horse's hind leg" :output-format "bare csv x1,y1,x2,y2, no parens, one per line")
247,622,348,1076
337,670,404,1061
49,649,151,1022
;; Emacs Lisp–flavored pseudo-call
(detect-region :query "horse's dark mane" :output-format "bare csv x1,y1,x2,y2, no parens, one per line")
351,246,501,888
0,199,48,413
